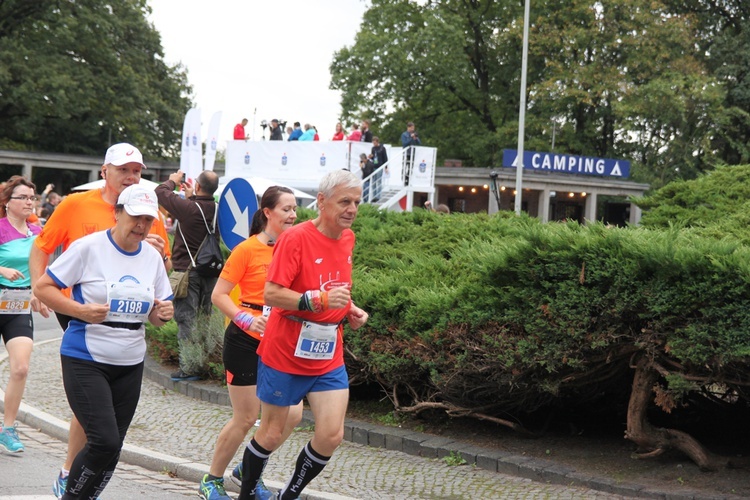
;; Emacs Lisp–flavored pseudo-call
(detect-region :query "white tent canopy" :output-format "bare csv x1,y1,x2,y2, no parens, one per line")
72,176,314,202
71,178,161,191
217,176,315,200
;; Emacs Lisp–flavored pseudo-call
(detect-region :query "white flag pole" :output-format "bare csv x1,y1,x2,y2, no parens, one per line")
514,0,531,216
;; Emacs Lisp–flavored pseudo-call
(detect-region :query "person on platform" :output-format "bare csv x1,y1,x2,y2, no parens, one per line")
299,124,316,141
234,118,249,140
401,121,421,185
360,120,373,143
347,123,361,142
269,119,283,141
331,122,345,141
238,170,369,500
287,122,303,141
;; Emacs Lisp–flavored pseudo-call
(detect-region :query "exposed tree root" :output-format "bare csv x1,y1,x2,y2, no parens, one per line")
625,356,729,471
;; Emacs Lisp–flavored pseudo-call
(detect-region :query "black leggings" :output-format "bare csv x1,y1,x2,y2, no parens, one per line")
61,355,144,499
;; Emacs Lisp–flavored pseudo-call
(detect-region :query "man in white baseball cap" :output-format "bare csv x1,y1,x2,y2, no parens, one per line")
117,185,159,219
104,142,146,169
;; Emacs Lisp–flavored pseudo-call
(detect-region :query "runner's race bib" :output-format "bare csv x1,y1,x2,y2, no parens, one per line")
105,281,153,322
294,321,337,360
0,289,32,314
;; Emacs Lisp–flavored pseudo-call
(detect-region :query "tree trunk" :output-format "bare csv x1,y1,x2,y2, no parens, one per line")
624,356,725,471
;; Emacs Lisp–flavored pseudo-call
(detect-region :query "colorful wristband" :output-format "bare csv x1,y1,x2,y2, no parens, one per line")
233,311,255,331
298,290,329,313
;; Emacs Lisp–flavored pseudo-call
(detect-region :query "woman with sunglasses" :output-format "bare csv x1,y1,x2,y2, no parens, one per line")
0,176,42,453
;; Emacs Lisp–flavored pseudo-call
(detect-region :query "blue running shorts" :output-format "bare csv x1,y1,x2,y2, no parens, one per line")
257,359,349,406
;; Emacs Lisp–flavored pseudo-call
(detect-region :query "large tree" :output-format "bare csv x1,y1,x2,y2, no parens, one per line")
662,0,750,165
0,0,192,159
331,0,724,187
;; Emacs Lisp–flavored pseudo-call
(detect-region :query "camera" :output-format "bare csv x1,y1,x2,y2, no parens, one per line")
489,171,499,179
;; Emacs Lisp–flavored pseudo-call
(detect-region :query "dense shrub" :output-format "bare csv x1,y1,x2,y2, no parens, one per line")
346,206,750,421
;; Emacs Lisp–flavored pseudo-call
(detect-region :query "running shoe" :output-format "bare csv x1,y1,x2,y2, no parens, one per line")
0,424,24,453
255,478,274,500
52,472,67,499
230,465,274,499
230,462,242,486
171,369,201,381
199,474,231,500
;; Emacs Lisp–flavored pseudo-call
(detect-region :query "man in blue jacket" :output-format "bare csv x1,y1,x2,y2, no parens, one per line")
401,122,421,185
288,122,303,141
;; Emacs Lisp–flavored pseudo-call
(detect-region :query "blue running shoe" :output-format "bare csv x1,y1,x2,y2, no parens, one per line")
230,462,242,486
255,478,275,500
52,472,67,499
0,424,24,453
199,474,231,500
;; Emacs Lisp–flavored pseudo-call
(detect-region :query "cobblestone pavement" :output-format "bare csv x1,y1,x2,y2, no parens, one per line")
2,339,629,499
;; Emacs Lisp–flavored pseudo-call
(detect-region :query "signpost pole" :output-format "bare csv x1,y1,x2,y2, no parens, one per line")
514,0,531,216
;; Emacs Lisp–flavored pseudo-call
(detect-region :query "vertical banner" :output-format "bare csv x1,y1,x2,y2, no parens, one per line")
180,108,202,182
185,108,202,182
204,111,222,172
409,146,435,188
179,108,194,173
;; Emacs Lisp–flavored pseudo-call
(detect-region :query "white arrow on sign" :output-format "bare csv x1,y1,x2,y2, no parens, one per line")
224,187,249,239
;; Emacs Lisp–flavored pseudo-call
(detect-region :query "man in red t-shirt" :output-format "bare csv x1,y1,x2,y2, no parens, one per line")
234,118,249,140
238,170,369,500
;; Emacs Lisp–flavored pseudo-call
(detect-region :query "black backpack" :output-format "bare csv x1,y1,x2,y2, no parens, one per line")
178,202,224,278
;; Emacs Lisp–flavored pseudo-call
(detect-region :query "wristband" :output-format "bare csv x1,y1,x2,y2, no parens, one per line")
298,290,328,313
233,310,255,331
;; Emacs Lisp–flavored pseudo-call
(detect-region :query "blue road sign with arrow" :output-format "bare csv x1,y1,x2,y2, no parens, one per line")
218,177,257,251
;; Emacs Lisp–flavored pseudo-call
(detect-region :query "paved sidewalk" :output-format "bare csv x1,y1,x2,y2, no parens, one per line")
1,337,727,499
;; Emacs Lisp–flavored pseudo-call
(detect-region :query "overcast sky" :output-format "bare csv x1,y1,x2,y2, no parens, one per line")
148,0,368,147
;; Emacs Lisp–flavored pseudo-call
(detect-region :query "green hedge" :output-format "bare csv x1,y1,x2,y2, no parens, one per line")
346,206,750,415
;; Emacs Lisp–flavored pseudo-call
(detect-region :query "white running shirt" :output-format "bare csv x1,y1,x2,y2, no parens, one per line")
47,229,173,366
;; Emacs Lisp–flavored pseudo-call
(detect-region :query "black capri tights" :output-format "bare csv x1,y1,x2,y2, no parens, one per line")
61,355,144,499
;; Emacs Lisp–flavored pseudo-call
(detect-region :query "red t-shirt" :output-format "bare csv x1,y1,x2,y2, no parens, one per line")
233,123,246,140
332,132,345,141
258,221,354,375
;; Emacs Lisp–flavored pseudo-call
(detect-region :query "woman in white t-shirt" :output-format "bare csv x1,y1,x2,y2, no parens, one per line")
34,184,173,500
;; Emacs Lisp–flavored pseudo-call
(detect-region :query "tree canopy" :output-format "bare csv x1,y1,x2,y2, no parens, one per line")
331,0,747,188
0,0,192,159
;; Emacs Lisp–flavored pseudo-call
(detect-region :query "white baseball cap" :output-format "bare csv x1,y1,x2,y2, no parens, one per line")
104,143,146,168
117,185,159,218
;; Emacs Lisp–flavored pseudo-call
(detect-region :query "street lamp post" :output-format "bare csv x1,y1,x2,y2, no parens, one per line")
514,0,531,216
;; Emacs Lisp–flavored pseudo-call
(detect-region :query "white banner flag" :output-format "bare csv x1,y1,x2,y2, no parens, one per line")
204,111,222,172
179,108,193,172
180,108,202,183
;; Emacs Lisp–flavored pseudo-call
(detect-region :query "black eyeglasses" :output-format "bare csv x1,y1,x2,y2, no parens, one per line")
10,196,38,202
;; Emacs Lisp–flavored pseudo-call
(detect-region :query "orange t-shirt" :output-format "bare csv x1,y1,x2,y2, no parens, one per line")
36,188,170,255
219,235,272,341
